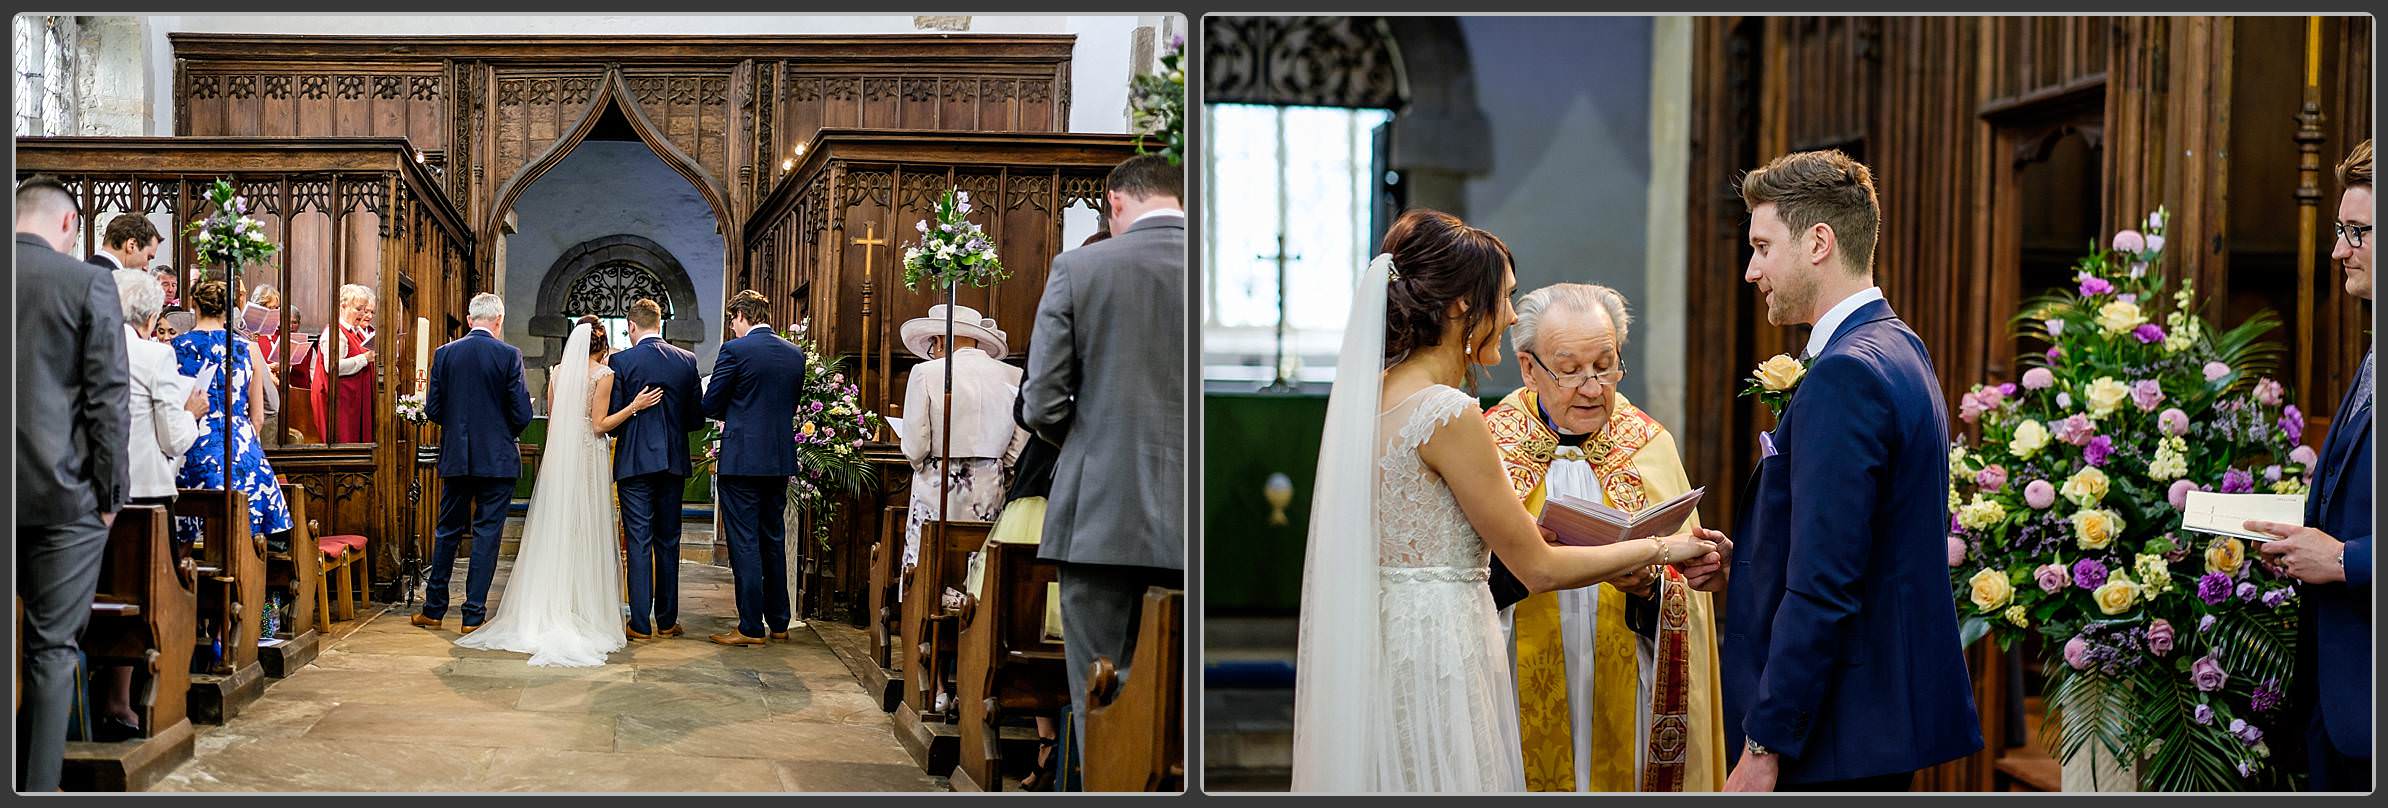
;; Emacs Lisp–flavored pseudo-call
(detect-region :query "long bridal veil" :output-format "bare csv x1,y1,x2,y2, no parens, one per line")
454,322,625,667
1290,254,1394,792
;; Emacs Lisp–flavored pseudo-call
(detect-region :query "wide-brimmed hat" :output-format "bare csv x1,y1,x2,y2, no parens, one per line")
900,304,1008,360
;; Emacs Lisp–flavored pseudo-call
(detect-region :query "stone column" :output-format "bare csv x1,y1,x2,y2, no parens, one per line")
73,16,150,135
1639,16,1693,431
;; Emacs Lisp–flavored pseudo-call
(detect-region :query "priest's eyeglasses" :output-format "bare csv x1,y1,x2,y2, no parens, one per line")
2334,222,2373,249
1527,351,1626,390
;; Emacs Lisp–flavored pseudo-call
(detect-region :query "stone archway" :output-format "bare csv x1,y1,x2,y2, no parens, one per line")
528,233,706,368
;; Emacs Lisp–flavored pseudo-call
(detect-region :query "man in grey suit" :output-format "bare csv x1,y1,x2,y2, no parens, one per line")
14,176,131,791
1023,154,1186,751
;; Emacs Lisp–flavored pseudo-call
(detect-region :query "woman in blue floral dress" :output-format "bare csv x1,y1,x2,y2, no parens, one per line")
172,280,293,548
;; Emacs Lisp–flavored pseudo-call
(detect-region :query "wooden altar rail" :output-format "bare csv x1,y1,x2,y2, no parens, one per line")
16,137,479,601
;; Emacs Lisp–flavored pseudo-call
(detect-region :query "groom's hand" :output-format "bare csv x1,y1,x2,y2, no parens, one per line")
1678,528,1733,592
1724,749,1780,792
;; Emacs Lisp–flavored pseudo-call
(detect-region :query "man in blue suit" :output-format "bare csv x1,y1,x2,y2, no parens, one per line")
1711,150,1983,791
414,293,535,633
2250,138,2373,792
700,290,806,647
609,298,704,639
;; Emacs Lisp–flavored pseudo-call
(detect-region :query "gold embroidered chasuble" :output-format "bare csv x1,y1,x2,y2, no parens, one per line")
1484,388,1725,792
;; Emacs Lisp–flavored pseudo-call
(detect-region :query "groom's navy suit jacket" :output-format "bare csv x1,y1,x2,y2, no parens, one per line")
608,335,704,481
2297,354,2371,757
424,328,534,479
1723,299,1983,783
701,326,807,477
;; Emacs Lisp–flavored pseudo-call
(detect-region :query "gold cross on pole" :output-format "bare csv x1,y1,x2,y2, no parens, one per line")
853,221,889,440
852,221,888,265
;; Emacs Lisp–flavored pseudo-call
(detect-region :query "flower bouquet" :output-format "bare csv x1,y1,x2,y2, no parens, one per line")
901,188,1005,292
694,319,883,551
184,178,278,274
1129,34,1186,166
1946,208,2313,790
396,390,428,423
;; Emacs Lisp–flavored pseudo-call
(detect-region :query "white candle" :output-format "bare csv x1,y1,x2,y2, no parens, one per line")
415,317,430,382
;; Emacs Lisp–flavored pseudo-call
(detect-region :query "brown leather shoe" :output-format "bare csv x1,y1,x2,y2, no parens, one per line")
709,632,766,647
459,623,480,635
409,613,442,630
654,624,684,638
624,624,653,640
769,630,790,641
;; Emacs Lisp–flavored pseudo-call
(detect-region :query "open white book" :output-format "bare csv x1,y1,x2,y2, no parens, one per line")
1539,486,1705,547
2180,491,2306,543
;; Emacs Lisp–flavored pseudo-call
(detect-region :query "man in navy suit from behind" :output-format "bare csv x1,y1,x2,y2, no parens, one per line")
1696,150,1983,791
414,292,535,633
2249,139,2373,792
700,290,806,646
610,298,704,639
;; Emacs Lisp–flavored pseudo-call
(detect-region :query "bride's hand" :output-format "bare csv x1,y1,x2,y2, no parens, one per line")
631,386,665,412
1652,534,1718,567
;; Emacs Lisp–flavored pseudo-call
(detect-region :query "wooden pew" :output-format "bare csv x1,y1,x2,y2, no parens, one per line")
1082,587,1184,792
61,505,198,791
893,518,989,776
950,539,1068,792
863,503,907,711
174,489,266,724
257,483,323,678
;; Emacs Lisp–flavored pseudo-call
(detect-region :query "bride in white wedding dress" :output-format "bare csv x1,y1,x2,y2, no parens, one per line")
456,318,662,667
1292,211,1715,792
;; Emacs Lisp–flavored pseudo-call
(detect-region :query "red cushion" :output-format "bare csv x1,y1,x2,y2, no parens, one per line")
317,538,348,559
323,534,367,550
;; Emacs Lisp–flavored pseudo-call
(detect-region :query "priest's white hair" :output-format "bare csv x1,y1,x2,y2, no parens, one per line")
1510,282,1632,354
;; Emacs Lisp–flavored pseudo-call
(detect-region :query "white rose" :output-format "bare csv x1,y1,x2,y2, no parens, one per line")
2008,419,2051,459
2084,377,2131,418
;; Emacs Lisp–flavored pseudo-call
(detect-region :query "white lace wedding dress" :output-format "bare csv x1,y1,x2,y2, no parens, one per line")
1368,384,1527,791
455,323,627,667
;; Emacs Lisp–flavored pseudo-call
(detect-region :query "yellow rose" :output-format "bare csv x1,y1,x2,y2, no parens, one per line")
2061,466,2110,508
2093,573,2142,615
1755,354,1806,391
2097,300,2146,334
2003,604,2030,628
2009,419,2051,459
2071,508,2123,550
2204,537,2245,576
801,421,818,436
2084,377,2131,418
1968,568,2014,612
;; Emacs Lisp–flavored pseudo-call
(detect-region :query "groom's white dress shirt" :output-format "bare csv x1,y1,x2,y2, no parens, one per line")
1804,286,1884,359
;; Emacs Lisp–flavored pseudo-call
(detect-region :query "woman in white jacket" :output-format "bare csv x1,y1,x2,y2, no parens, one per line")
99,268,206,740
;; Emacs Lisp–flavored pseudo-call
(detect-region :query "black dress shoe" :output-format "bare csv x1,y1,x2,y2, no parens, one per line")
93,716,143,743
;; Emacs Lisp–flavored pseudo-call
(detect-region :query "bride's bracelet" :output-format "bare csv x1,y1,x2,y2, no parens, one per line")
1649,535,1670,566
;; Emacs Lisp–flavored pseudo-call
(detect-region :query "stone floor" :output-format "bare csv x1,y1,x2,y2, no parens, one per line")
149,552,945,793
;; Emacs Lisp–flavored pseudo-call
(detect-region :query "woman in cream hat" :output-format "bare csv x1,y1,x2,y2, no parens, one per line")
897,305,1030,628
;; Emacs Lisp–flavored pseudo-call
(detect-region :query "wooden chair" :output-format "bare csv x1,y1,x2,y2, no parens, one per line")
951,539,1068,792
63,505,198,790
172,489,265,724
1082,587,1184,792
315,530,367,624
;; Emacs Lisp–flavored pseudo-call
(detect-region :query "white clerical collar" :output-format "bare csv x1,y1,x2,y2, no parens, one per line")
1131,208,1186,226
1805,286,1884,359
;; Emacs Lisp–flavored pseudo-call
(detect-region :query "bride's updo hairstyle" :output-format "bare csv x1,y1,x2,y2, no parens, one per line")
577,314,606,356
1381,208,1514,371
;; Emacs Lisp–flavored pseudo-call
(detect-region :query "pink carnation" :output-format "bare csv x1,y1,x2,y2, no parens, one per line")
2204,362,2232,382
2113,230,2147,253
2159,408,2190,436
2053,414,2097,447
2064,636,2092,670
2022,367,2055,390
2025,480,2057,510
2254,378,2285,406
1976,465,2009,492
1958,391,1991,424
1947,536,1967,568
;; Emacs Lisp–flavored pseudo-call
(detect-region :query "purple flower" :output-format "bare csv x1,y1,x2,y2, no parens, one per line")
2085,436,2115,467
2261,588,2294,608
2193,704,2216,725
2205,362,2233,382
2254,378,2285,406
2063,635,2091,670
2146,618,2175,655
2079,275,2115,297
2026,480,2058,510
2054,414,2097,447
2191,655,2230,691
2281,405,2304,444
2035,562,2072,593
2113,230,2148,253
1946,535,1967,567
1998,382,2018,397
2236,760,2254,779
2073,558,2111,590
2230,718,2263,745
1976,465,2009,492
2116,293,2138,305
2147,234,2166,253
2221,468,2254,494
915,219,929,234
2264,465,2283,482
2170,479,2198,510
2022,367,2056,390
2198,571,2233,604
2132,379,2165,411
2160,408,2190,437
2048,346,2064,362
2252,680,2283,713
2200,614,2217,632
1170,33,1185,49
2133,323,2167,344
2236,581,2259,602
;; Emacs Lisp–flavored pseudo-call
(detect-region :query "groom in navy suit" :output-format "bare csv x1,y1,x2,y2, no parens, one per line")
415,293,535,633
700,290,807,646
1711,151,1982,791
610,298,704,639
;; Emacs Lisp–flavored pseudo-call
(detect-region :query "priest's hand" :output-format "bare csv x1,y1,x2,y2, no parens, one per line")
1678,528,1733,592
1606,565,1658,598
2247,520,2346,584
1724,748,1780,792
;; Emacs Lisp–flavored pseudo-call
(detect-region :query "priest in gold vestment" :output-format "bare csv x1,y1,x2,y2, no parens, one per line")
1484,284,1725,791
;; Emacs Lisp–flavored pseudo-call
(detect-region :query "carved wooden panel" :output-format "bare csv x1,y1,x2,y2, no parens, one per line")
774,67,1067,162
181,68,448,149
1202,15,1403,108
622,69,737,193
487,70,606,199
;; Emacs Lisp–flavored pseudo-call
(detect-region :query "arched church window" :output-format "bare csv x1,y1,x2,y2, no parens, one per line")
12,15,78,136
564,259,675,351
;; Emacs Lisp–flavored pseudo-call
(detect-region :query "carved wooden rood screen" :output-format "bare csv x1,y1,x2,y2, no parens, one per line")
744,129,1139,620
15,137,474,601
